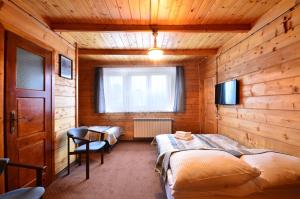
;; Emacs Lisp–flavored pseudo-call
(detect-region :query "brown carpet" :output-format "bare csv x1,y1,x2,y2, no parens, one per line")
45,142,166,199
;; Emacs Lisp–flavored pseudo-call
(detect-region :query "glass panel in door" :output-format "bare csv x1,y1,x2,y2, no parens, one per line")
16,48,44,90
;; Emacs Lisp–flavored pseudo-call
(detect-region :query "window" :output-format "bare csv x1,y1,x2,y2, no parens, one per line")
102,67,176,113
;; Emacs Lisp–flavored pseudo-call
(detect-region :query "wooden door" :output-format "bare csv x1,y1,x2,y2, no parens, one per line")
5,32,52,190
203,77,217,133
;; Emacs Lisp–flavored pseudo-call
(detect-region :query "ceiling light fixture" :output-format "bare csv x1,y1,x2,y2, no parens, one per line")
148,30,164,60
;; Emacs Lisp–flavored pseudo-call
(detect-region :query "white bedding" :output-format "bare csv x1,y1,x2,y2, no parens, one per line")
167,169,261,198
156,134,300,199
88,126,123,145
103,126,122,145
169,150,261,192
166,154,300,199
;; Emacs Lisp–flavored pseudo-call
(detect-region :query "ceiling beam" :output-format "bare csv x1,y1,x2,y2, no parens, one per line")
78,48,218,56
52,24,251,33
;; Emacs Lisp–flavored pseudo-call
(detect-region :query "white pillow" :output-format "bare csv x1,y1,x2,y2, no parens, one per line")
241,152,300,189
167,169,260,197
169,150,261,191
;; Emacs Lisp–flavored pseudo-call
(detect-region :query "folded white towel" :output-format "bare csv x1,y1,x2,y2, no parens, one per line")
175,131,191,137
174,133,193,141
174,131,193,141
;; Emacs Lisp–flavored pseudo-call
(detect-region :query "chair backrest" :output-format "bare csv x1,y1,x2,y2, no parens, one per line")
67,127,89,145
0,158,9,174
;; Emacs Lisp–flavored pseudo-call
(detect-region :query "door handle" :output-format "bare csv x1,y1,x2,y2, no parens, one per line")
10,111,16,134
9,111,27,134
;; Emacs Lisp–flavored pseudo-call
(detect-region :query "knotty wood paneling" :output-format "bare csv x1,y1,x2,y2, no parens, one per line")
199,56,217,133
11,0,281,62
200,2,300,157
13,0,280,25
54,71,76,174
202,76,217,133
79,59,201,140
75,43,79,127
0,23,5,194
80,55,205,64
0,0,76,178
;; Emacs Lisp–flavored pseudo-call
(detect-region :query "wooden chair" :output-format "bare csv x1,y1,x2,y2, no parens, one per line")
0,158,46,199
67,126,106,179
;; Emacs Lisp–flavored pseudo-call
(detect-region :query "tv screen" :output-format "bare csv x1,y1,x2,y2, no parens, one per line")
215,80,239,105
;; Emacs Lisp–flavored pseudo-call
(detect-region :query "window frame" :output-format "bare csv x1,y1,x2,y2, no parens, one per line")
102,66,177,113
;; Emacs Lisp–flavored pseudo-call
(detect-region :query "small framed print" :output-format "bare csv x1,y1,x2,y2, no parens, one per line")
59,54,73,79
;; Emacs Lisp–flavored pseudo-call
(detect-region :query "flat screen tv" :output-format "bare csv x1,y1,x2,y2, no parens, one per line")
215,79,239,105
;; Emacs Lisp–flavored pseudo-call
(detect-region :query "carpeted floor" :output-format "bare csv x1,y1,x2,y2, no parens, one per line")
45,142,166,199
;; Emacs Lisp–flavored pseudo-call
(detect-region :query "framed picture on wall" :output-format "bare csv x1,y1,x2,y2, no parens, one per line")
59,54,73,79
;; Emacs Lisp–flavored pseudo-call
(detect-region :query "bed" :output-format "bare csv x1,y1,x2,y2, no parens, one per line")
88,126,123,146
155,134,300,199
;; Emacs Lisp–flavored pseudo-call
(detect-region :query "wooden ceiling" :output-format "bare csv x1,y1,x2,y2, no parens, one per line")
79,54,206,64
63,32,236,49
11,0,282,62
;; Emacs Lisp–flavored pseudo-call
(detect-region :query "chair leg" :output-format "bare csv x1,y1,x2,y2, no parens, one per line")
67,154,70,175
78,154,82,166
101,150,104,165
67,138,70,175
86,151,90,179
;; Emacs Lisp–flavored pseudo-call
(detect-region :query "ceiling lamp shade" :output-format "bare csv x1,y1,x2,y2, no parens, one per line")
148,30,164,60
148,48,164,60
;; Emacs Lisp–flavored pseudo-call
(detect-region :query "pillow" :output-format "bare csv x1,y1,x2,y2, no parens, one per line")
241,152,300,189
169,150,261,191
167,169,260,197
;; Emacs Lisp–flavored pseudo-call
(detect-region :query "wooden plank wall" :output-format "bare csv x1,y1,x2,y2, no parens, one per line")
0,23,4,194
78,60,201,140
54,66,76,173
200,1,300,157
0,0,76,183
200,57,217,133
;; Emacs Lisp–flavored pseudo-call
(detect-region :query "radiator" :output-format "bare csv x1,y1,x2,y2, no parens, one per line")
133,118,172,138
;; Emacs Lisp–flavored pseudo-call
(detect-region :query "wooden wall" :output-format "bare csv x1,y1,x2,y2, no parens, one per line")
200,57,217,133
79,59,201,140
200,1,300,157
54,68,76,173
0,0,76,190
0,23,4,194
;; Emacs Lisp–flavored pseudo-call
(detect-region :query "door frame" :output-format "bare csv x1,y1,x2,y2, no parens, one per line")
3,30,55,188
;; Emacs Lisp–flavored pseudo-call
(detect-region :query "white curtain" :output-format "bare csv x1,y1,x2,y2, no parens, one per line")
102,67,176,113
